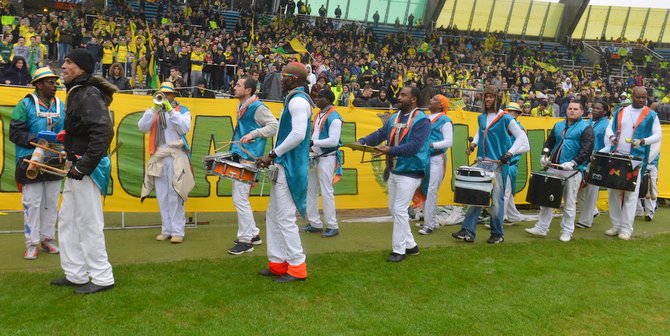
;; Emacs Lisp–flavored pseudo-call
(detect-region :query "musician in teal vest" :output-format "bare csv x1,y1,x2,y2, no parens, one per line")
453,85,529,244
526,101,594,242
577,100,610,228
304,89,343,238
416,94,452,235
602,86,662,240
9,67,64,260
502,102,528,224
358,86,430,262
256,62,312,282
227,76,278,255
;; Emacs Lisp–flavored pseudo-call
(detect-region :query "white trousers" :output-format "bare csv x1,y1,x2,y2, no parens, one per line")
641,165,658,218
422,155,445,230
388,173,420,254
577,183,599,227
504,176,525,223
232,180,260,243
306,155,338,229
58,176,114,286
608,173,642,235
266,164,306,265
22,180,60,247
154,156,186,237
535,171,582,235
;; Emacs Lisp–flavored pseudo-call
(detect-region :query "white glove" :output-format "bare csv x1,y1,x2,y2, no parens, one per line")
631,139,644,148
561,161,575,170
540,156,550,167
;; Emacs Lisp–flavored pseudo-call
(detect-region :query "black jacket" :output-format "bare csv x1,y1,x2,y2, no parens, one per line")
107,75,130,91
64,74,116,175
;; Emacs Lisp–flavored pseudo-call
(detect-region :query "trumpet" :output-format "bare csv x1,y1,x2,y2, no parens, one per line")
153,92,166,105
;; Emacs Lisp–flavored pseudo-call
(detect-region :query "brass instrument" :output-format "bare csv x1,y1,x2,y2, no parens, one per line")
153,92,166,105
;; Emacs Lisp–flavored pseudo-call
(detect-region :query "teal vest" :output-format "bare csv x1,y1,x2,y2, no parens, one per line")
476,112,514,161
428,113,451,156
550,118,590,172
314,105,342,154
230,99,269,160
385,110,430,174
610,107,657,165
591,117,609,152
14,94,65,162
274,88,312,217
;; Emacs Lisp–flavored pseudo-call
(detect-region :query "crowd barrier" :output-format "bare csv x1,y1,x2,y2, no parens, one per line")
1,86,668,212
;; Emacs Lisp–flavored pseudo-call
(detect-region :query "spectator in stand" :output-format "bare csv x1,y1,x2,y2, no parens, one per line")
338,84,353,107
86,37,103,75
369,88,391,108
11,37,29,61
192,77,215,98
310,73,327,100
353,85,374,107
2,56,31,86
107,63,131,91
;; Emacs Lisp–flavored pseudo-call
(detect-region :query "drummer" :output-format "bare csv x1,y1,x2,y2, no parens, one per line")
303,89,342,238
601,86,662,240
227,76,278,255
525,101,594,242
576,100,610,229
452,85,529,244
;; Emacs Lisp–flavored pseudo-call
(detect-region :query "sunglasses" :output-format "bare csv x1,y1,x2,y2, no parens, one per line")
281,73,296,78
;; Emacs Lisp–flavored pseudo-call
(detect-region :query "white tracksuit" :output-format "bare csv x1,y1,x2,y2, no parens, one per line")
22,180,60,247
306,111,342,230
534,169,582,235
602,106,662,236
389,173,421,254
422,116,452,230
58,176,114,286
504,175,525,223
266,96,310,269
138,103,191,238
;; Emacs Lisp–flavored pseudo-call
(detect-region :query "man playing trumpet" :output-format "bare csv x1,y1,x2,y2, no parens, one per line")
9,67,65,260
138,82,194,243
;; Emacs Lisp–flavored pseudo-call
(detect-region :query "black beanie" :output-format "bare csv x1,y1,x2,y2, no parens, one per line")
66,49,95,74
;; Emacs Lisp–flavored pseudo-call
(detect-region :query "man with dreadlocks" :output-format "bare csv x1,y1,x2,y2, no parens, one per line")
452,85,529,244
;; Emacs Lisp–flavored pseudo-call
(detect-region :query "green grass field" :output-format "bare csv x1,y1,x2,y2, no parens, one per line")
0,208,669,335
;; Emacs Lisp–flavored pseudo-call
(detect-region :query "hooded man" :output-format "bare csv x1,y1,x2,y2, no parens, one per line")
53,49,116,294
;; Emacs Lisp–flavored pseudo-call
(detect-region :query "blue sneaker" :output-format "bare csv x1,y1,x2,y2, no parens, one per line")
303,224,323,233
322,228,339,237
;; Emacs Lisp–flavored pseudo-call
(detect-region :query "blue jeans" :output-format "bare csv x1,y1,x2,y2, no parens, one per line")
460,162,505,239
57,43,71,66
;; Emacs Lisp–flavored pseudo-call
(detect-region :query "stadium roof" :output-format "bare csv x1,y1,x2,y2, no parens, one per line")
537,0,670,9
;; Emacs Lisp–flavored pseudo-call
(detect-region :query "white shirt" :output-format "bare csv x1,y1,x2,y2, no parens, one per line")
274,95,311,157
603,105,662,154
311,106,342,155
428,113,453,150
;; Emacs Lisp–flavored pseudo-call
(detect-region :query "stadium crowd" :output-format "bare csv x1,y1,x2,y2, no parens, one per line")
1,0,670,116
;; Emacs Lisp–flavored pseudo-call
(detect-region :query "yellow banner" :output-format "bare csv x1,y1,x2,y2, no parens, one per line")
1,86,668,212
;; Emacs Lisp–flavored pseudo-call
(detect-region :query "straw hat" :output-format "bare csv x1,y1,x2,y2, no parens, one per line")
158,82,177,93
506,102,522,113
31,67,59,84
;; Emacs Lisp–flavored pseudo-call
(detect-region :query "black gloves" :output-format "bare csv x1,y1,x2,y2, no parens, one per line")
499,152,513,164
67,166,85,180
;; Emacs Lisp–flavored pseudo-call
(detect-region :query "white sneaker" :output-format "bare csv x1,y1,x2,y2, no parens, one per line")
40,239,60,254
156,234,170,241
24,245,38,260
618,233,632,240
525,227,547,237
559,233,572,242
604,228,619,236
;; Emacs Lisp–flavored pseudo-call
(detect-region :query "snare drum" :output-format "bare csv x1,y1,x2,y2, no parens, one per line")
585,152,639,191
526,171,566,208
203,152,260,184
454,166,493,206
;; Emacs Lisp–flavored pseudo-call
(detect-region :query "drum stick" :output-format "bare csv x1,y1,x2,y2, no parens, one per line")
22,159,68,176
109,141,124,157
29,141,66,157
